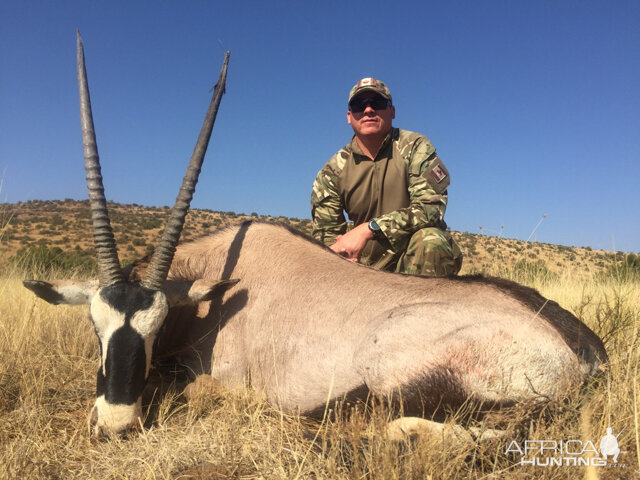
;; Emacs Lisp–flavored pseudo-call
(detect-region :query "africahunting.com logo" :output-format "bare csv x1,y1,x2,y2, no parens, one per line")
505,426,628,468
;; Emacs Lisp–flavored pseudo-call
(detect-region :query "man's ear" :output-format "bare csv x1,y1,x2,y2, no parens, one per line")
347,110,353,125
23,279,98,305
164,279,240,307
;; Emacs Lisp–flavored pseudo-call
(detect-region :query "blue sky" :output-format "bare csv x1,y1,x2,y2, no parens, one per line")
1,1,638,252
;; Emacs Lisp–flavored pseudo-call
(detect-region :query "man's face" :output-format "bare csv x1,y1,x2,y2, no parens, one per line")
347,91,395,138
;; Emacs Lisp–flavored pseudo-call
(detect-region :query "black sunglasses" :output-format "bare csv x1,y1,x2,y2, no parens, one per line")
348,96,390,113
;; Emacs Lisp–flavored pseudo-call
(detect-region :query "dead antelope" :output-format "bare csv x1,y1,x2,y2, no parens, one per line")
24,35,607,439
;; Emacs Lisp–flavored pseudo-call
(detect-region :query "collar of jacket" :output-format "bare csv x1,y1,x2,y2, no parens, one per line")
348,127,398,163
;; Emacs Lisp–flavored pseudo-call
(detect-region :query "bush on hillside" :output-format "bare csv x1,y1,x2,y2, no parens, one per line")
597,253,640,282
510,259,559,285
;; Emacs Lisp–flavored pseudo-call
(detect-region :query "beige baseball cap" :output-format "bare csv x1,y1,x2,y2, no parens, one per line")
348,77,392,105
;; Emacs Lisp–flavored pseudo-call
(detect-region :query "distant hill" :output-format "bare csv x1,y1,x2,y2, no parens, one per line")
0,199,624,278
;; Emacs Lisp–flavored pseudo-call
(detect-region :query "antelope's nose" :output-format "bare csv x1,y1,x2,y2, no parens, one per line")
89,405,142,440
92,420,141,440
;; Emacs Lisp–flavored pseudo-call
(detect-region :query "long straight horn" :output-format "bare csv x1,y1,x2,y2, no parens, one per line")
77,32,125,287
142,52,230,290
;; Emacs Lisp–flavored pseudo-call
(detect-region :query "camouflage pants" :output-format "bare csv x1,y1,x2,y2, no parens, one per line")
362,227,463,276
394,227,463,276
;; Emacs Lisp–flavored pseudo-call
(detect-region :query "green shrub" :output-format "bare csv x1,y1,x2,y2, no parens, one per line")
596,253,640,283
9,245,97,277
509,259,558,285
50,214,65,226
141,218,162,230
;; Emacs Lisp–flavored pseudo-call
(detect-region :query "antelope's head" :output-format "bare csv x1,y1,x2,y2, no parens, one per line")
23,33,233,438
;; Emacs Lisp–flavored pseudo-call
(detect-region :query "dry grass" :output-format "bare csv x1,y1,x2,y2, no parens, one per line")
1,262,639,478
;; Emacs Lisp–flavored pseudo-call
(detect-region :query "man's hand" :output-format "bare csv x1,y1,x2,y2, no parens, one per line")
330,222,374,262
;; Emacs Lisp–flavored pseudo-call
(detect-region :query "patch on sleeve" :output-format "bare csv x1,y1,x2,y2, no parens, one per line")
422,157,450,194
430,164,447,184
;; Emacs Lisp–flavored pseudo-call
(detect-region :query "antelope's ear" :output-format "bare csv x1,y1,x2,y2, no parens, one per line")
164,278,240,307
23,279,99,305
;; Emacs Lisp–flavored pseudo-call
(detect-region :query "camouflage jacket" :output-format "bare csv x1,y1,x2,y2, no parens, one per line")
311,128,450,254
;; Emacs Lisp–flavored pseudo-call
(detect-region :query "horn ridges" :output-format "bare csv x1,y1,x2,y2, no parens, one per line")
77,32,125,287
142,52,230,290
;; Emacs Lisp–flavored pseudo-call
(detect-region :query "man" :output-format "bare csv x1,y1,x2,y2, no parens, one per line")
311,77,462,276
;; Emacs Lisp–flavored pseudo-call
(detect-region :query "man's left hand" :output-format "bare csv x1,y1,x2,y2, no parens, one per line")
329,223,374,262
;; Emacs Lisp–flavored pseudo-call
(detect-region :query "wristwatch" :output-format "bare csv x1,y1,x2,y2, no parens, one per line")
368,219,383,239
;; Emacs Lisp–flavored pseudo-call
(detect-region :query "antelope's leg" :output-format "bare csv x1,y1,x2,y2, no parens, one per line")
386,417,472,443
385,417,506,444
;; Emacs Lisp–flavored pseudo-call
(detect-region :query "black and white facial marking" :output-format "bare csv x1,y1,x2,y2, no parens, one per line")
90,282,169,435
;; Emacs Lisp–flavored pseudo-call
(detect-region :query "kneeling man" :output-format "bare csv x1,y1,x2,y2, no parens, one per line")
311,77,462,276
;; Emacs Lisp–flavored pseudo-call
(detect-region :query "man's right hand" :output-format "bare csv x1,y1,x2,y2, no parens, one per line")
329,223,374,262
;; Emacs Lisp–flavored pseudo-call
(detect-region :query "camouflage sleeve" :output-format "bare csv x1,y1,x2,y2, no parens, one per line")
310,159,347,246
375,138,448,252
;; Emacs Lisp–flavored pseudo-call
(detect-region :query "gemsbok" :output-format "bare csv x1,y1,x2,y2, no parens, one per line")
24,34,608,439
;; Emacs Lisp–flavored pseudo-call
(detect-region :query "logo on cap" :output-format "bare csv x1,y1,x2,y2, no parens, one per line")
357,78,377,88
